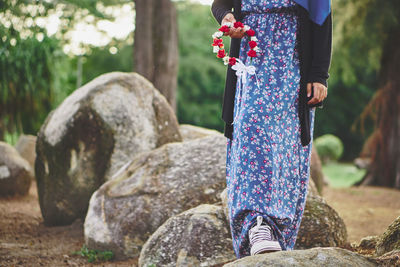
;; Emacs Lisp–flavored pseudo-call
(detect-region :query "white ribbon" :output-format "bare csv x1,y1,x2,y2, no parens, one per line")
231,59,260,125
231,59,256,87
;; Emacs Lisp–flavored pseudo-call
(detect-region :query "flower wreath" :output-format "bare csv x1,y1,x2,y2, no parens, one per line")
211,21,259,66
211,21,262,125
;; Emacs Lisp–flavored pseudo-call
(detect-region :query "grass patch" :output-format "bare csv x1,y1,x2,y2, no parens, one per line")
322,162,366,188
73,245,114,263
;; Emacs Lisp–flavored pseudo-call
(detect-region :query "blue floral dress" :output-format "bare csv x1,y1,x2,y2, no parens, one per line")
225,0,315,259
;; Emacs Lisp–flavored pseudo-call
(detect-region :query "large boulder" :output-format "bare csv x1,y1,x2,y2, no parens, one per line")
15,134,37,173
35,72,181,225
84,134,227,259
0,142,32,196
223,247,377,267
138,204,235,267
376,215,400,256
179,124,222,141
295,195,348,249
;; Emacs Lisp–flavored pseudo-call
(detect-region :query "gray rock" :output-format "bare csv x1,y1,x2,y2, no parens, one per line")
223,247,377,267
374,249,400,267
354,157,371,170
179,124,222,141
35,72,181,225
138,204,235,267
295,195,348,249
358,235,379,250
84,134,227,259
220,189,229,222
307,176,320,198
15,134,37,174
311,146,326,194
376,215,400,256
0,142,32,196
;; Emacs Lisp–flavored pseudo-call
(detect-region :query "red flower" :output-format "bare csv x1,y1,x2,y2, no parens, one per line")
246,29,255,36
234,21,244,28
249,40,257,48
219,25,230,33
229,57,237,66
212,38,223,46
247,49,257,57
217,49,226,58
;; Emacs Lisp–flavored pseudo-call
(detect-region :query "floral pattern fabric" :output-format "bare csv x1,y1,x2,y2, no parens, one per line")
225,0,315,258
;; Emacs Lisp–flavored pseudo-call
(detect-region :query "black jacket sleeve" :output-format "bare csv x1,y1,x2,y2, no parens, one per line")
211,0,234,25
307,12,332,87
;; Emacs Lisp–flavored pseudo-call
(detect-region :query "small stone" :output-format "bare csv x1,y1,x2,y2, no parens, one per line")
0,142,32,197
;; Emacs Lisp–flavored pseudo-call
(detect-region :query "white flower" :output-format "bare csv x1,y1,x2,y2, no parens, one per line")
244,25,250,31
223,56,230,65
212,31,223,39
213,46,220,53
251,36,258,42
222,22,233,28
254,47,261,52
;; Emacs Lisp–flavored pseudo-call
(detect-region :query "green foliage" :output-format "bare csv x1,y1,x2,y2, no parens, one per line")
77,41,133,86
322,162,366,188
73,245,114,263
0,27,74,136
315,134,344,163
176,2,229,132
0,0,128,139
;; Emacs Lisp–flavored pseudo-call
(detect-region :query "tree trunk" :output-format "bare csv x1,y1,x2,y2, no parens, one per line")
133,0,178,112
356,29,400,189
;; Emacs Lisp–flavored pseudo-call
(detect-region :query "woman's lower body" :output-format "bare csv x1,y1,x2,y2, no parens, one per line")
225,8,315,259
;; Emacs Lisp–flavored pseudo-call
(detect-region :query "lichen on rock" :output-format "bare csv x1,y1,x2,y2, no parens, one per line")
138,204,235,267
376,215,400,256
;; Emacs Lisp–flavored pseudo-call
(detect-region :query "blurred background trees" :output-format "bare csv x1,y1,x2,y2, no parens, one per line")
1,0,399,188
345,0,400,188
134,0,178,111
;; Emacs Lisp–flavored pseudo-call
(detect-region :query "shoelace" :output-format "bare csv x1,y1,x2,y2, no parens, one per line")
249,216,273,246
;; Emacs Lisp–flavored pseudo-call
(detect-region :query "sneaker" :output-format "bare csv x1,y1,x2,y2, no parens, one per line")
249,216,282,255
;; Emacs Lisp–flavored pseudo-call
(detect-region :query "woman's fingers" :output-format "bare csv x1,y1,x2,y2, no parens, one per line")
222,13,235,24
307,83,312,97
222,13,236,36
231,27,246,38
307,82,328,105
315,83,327,102
221,13,246,38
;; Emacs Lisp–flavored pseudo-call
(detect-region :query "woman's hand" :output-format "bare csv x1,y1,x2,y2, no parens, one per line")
221,13,246,39
307,82,328,105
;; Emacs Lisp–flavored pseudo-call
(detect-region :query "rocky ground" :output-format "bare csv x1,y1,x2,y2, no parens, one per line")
1,182,399,266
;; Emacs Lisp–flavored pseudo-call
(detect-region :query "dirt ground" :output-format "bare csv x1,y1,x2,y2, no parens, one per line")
322,185,400,244
1,182,399,266
0,182,137,267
